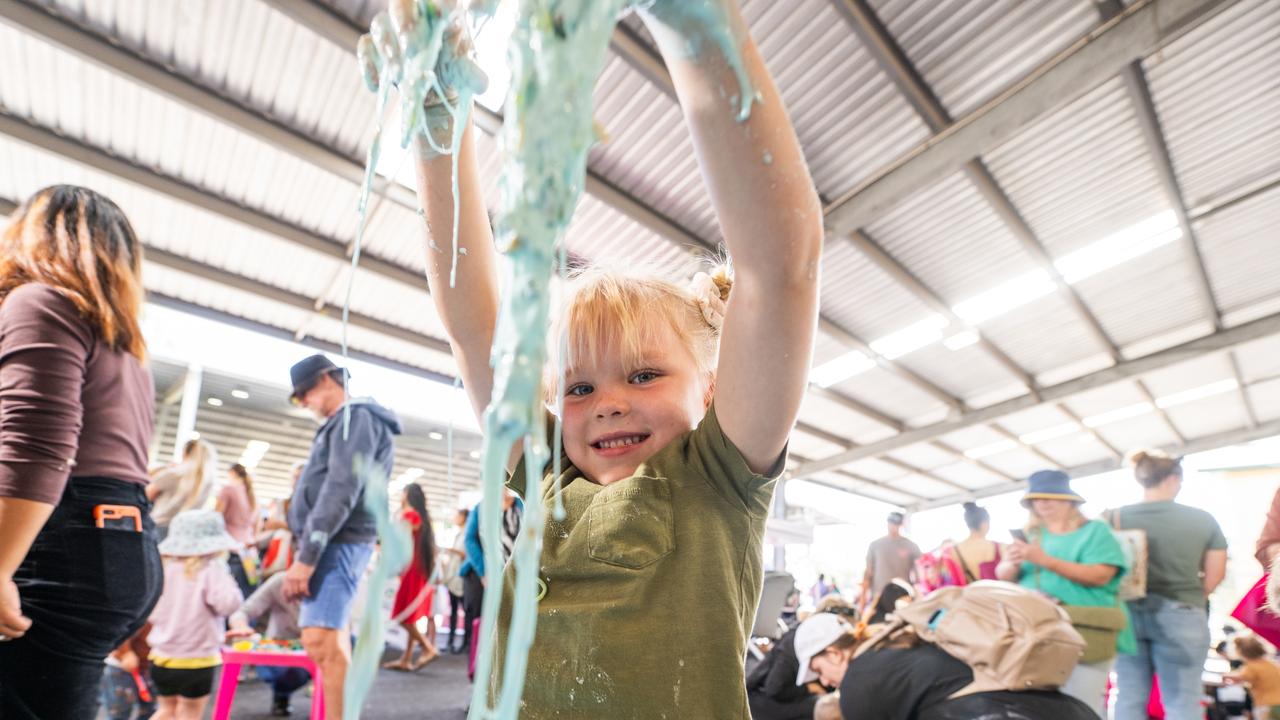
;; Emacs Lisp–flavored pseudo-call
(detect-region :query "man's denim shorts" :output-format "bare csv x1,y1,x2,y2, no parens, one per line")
299,542,373,630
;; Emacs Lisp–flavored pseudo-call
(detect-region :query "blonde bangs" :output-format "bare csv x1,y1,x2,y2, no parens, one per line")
545,268,709,401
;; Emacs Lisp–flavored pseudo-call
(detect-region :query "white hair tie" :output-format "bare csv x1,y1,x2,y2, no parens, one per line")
689,272,726,332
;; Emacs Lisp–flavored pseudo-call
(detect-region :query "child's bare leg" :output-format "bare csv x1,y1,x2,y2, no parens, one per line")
151,696,177,720
175,695,208,720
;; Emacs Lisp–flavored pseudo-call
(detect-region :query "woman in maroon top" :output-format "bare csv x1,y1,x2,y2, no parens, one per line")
0,186,163,718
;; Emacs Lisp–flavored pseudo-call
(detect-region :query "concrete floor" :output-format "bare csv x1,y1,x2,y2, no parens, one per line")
226,649,472,719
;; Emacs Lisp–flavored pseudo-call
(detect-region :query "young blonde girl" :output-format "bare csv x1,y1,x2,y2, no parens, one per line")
412,1,822,716
147,509,244,720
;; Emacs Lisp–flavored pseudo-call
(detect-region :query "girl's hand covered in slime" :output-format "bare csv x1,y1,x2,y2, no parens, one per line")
358,0,488,155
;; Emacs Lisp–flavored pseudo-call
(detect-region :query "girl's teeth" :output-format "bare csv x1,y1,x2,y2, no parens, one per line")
601,435,642,449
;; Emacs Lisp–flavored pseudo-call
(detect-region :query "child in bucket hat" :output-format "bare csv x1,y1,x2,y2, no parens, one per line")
147,510,245,718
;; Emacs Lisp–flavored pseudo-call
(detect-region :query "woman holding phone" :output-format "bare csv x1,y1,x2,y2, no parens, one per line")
997,470,1132,717
0,186,163,718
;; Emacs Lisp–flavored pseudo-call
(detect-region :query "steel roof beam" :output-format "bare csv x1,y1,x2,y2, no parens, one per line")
793,309,1280,478
0,110,427,290
789,449,927,504
909,415,1280,512
830,2,1132,462
0,0,418,210
795,420,968,492
148,293,457,385
280,0,968,421
609,22,676,99
140,246,453,355
822,0,1239,237
1094,0,1253,443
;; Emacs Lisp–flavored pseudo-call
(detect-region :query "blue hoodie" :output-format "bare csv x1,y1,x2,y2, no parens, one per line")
288,397,401,565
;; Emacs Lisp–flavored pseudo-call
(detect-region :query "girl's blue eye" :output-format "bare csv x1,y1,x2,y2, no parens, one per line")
566,383,592,397
631,370,659,384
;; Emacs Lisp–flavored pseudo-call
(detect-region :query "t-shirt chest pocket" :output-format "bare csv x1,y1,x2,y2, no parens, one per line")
587,478,674,570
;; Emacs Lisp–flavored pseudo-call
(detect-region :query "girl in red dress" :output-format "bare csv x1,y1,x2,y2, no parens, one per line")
384,483,439,671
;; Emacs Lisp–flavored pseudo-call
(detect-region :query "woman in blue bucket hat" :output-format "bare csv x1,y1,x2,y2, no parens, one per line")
997,470,1133,717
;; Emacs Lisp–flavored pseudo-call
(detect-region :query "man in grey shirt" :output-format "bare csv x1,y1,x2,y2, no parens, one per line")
862,512,922,602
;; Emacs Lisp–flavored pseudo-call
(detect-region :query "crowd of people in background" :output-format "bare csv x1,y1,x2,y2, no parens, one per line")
756,446,1280,720
0,187,524,719
3,184,1280,720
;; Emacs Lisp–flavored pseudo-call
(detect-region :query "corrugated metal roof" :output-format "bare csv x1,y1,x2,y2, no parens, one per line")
1198,189,1280,318
744,0,930,199
894,342,1023,405
984,78,1172,257
830,366,949,426
977,294,1107,378
1092,412,1182,453
869,0,1099,118
1236,334,1280,385
819,239,937,342
1146,0,1280,211
797,390,899,444
975,447,1058,480
1032,434,1115,468
1250,378,1280,423
1071,243,1207,348
865,171,1040,302
927,461,1007,491
1,0,1276,512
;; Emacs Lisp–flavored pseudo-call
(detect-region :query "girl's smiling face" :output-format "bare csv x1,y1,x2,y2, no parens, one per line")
559,321,710,486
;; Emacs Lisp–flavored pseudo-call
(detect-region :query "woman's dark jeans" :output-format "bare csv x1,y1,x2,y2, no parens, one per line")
0,477,163,719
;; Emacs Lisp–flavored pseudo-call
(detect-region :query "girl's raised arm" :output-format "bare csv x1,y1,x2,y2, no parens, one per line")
413,121,500,430
641,3,825,474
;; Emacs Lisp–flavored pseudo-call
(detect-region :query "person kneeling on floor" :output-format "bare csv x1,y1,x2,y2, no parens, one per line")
226,569,309,717
794,583,1104,719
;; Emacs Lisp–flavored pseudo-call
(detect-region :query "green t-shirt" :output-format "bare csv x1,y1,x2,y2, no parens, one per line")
492,403,781,719
1018,519,1136,654
1113,501,1227,606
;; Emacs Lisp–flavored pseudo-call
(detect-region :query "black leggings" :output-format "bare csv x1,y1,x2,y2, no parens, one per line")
462,571,484,652
448,591,465,646
0,477,163,719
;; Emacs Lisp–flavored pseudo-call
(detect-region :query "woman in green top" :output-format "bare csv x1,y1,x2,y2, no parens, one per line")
997,470,1131,717
1113,449,1228,720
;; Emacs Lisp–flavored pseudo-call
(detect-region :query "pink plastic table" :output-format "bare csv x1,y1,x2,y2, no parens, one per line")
212,647,323,720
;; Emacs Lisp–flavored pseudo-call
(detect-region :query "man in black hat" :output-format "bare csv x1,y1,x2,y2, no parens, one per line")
860,511,922,608
282,354,401,720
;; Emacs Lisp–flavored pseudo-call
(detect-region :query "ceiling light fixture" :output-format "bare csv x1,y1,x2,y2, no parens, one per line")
963,439,1018,459
1018,422,1083,445
238,440,271,469
809,351,877,388
1082,402,1154,428
943,330,980,351
869,314,948,360
952,270,1056,325
1154,378,1239,409
1055,211,1180,284
206,397,223,407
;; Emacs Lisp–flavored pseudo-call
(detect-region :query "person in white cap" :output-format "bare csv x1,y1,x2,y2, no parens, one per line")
147,509,245,720
790,612,1099,719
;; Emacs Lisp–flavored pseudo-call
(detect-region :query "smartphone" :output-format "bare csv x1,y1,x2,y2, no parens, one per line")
94,504,142,532
1009,529,1028,544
